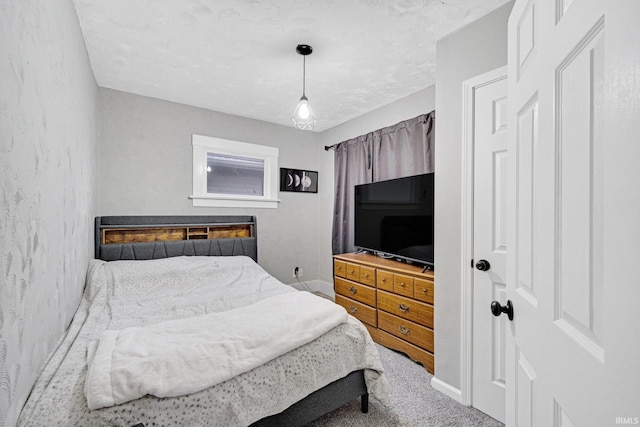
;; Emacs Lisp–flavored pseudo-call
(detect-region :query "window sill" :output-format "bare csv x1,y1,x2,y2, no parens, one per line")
189,195,280,209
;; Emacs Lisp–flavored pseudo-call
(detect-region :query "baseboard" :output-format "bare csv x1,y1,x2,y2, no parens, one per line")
289,280,334,298
430,377,464,404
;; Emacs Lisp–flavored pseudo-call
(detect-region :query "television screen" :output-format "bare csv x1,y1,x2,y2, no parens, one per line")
354,173,434,267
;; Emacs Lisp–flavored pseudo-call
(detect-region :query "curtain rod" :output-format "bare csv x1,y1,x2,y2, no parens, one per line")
323,111,433,153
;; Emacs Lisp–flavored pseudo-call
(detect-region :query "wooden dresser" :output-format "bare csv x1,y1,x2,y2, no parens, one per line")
333,253,435,374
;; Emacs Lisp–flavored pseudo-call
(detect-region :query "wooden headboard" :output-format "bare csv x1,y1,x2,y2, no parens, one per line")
94,215,258,262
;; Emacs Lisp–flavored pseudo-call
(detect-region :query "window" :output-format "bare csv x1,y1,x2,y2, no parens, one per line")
206,153,264,196
191,135,279,208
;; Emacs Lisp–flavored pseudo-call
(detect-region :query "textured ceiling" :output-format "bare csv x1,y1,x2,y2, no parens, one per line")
73,0,510,132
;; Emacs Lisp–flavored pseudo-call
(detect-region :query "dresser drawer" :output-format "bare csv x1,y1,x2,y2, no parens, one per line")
335,277,376,307
414,278,434,304
377,290,433,328
393,273,414,298
378,311,434,352
360,266,376,286
377,269,394,291
335,294,377,327
345,262,361,282
376,330,435,374
334,260,347,278
333,253,435,375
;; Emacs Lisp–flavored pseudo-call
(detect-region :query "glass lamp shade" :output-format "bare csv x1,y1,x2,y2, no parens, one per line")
291,95,316,131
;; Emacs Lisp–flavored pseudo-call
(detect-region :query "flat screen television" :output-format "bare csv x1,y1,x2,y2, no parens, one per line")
354,173,434,268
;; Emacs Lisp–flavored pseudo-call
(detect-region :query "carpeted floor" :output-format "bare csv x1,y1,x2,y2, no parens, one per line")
307,344,504,427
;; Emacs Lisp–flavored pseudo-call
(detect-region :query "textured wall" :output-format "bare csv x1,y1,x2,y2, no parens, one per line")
0,1,97,425
96,88,322,285
433,1,513,392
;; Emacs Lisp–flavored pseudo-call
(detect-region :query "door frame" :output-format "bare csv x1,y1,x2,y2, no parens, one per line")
460,65,507,407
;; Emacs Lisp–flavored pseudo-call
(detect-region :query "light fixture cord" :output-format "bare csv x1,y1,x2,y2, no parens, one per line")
302,55,306,97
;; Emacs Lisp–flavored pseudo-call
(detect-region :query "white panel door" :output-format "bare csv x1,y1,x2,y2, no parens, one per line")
472,71,508,423
506,0,640,426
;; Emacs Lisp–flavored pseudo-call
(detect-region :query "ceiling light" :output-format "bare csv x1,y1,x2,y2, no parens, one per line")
291,44,316,131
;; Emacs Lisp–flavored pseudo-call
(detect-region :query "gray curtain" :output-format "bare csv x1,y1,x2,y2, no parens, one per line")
331,111,435,255
373,112,435,181
332,135,373,255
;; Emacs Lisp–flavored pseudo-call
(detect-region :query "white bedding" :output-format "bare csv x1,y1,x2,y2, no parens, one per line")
18,256,388,427
85,292,348,410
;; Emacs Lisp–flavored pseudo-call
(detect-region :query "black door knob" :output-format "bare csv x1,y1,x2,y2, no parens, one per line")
491,300,514,321
475,259,491,271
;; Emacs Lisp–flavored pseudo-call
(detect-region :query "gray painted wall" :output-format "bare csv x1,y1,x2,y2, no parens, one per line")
0,1,97,425
433,1,513,391
96,86,435,296
317,87,436,283
97,88,324,284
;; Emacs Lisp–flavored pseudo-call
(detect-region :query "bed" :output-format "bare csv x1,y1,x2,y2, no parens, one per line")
18,215,388,426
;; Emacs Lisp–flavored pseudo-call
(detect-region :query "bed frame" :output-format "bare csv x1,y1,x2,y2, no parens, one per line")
94,215,368,426
95,215,259,262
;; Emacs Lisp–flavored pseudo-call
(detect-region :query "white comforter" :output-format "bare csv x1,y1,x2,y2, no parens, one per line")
19,256,388,427
85,292,348,409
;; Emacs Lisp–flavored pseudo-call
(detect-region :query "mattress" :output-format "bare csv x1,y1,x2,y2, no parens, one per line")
18,256,388,426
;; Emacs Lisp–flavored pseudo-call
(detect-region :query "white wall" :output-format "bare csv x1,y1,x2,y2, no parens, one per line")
433,1,514,392
0,1,97,425
97,88,324,284
316,87,436,282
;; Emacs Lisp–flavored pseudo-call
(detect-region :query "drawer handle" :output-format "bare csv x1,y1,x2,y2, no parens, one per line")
364,273,369,278
349,286,357,294
350,270,355,274
399,303,410,312
349,306,358,314
399,282,406,287
381,278,386,282
337,266,342,270
399,325,410,335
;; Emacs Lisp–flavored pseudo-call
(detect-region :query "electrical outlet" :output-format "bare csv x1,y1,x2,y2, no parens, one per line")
293,266,303,278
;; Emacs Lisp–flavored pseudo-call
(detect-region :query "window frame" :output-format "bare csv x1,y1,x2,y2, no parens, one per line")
190,134,280,208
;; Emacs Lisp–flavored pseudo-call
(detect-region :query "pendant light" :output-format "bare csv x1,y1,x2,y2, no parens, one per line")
291,44,316,131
